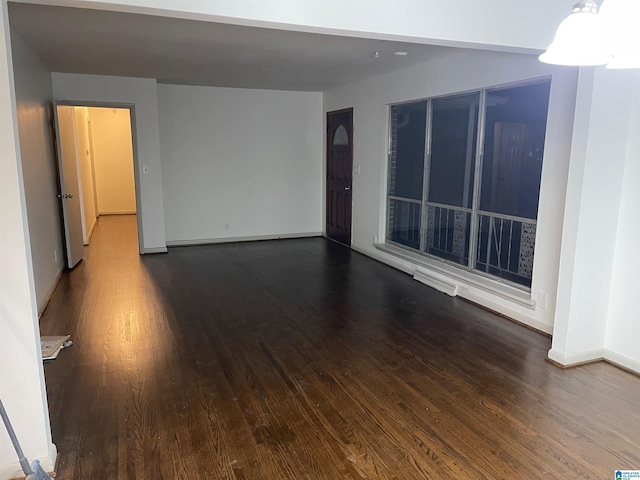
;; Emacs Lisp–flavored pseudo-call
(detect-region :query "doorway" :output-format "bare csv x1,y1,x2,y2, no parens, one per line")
55,103,140,267
326,108,353,246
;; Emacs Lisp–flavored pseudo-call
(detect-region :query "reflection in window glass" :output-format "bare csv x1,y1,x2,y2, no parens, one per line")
425,93,479,266
388,198,421,250
475,82,550,286
389,101,427,200
429,93,479,209
387,101,426,248
385,79,551,288
480,82,550,219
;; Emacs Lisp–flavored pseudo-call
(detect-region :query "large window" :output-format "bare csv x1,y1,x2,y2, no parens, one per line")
386,79,551,288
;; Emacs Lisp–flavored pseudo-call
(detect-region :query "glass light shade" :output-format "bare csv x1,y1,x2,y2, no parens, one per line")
600,0,640,69
539,4,611,66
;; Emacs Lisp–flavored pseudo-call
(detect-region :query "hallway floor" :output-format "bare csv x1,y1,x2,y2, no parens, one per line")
40,215,640,479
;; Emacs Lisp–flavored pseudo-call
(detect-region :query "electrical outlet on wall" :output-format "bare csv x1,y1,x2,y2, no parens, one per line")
224,223,230,231
537,291,548,310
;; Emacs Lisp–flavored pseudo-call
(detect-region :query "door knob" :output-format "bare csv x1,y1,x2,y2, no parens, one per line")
345,186,351,191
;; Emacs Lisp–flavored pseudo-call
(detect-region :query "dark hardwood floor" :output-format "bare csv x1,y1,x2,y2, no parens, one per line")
40,215,640,479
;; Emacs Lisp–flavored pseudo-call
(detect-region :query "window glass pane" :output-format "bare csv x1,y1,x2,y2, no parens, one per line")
475,215,537,287
388,198,421,249
476,80,550,287
429,93,479,208
385,79,549,289
425,206,471,266
424,93,479,265
479,81,550,219
389,101,427,201
333,125,349,145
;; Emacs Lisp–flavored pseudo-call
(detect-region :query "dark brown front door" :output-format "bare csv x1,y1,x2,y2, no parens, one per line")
326,108,353,246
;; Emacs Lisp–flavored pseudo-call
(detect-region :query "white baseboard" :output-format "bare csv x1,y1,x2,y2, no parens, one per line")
459,289,554,335
547,347,640,374
352,244,552,335
84,217,97,245
548,348,605,366
603,349,640,374
413,267,459,296
98,211,136,215
375,242,535,308
350,244,414,275
0,443,56,480
37,269,63,317
141,246,168,254
166,231,323,247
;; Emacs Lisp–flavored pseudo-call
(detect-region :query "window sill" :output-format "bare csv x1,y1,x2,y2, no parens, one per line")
374,242,536,310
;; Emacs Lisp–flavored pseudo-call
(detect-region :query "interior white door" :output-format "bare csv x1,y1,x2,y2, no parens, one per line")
54,104,84,268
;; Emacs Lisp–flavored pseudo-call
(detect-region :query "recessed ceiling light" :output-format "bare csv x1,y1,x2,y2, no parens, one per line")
373,51,380,58
393,51,408,56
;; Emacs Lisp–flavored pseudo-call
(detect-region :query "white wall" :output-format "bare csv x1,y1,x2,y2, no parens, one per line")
549,67,640,372
52,73,167,253
0,5,55,478
323,50,578,334
88,107,136,215
74,106,97,243
10,31,64,314
158,84,322,244
606,70,640,369
549,68,631,366
0,5,635,480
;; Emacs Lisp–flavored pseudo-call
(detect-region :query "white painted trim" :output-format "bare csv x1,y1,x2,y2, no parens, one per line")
603,349,640,374
0,443,56,480
459,288,553,334
414,267,459,296
350,244,414,275
352,244,553,335
60,97,156,255
98,211,136,215
84,216,97,245
37,269,62,316
166,232,323,247
141,246,168,254
547,347,640,375
547,348,605,366
375,242,535,308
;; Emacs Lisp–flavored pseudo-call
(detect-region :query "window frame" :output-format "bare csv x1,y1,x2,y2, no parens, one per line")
384,76,551,292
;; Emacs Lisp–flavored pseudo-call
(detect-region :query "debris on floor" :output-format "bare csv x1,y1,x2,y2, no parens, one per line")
40,335,72,361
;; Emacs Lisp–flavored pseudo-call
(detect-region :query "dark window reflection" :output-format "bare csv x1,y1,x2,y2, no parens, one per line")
389,101,427,200
480,82,550,219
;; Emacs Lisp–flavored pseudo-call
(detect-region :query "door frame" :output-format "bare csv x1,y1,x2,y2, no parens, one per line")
56,100,145,255
325,107,354,246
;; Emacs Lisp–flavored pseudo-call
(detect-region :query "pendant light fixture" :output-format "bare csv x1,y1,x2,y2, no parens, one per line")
539,0,611,66
540,0,640,68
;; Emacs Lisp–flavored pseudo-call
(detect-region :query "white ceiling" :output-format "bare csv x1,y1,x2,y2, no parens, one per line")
8,3,465,92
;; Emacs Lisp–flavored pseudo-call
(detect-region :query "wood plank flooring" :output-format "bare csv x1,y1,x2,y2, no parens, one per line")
40,215,640,479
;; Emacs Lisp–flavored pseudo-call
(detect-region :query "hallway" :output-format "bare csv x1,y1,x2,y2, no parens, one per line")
39,215,640,479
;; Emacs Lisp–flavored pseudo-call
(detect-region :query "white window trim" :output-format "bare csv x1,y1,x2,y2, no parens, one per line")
375,235,536,310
